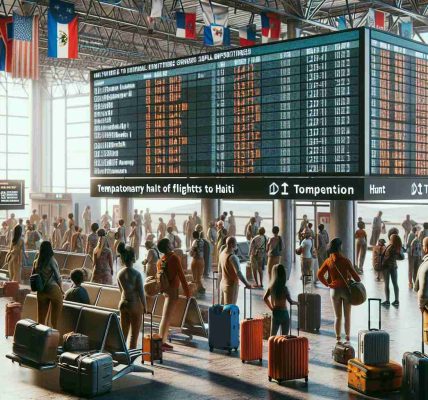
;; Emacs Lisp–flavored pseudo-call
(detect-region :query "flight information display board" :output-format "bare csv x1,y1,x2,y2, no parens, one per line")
0,180,25,210
370,30,428,176
91,29,363,177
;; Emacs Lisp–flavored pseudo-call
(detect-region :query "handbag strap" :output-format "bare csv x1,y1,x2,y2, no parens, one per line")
332,261,350,291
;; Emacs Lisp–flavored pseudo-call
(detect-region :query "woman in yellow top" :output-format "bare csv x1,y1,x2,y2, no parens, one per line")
355,221,367,274
7,225,28,282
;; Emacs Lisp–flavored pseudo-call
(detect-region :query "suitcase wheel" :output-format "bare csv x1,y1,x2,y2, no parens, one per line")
305,376,308,383
228,349,232,355
259,359,262,364
277,379,282,385
241,360,245,364
209,346,213,352
160,359,163,364
268,377,272,382
234,347,238,352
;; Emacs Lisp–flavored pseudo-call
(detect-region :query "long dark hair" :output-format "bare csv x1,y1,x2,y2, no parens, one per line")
11,225,22,246
36,241,54,270
118,244,135,267
269,264,287,300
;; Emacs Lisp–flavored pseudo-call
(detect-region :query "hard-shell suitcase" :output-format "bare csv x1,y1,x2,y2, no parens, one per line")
256,313,271,340
3,281,19,298
208,272,239,354
5,302,22,338
298,276,321,333
358,298,389,365
240,287,263,364
12,319,60,365
333,342,355,365
268,304,309,384
59,352,113,397
142,312,163,364
402,312,428,398
347,358,402,395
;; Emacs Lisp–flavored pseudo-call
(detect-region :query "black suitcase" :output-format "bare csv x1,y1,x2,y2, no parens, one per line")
298,276,321,333
59,352,113,397
402,312,428,399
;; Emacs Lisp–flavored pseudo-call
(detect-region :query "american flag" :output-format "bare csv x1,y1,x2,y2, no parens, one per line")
11,13,39,80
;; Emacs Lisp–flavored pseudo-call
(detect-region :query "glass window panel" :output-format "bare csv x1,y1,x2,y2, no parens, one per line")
0,97,6,114
7,97,29,117
68,152,90,169
0,135,5,149
0,170,6,179
67,122,89,138
67,96,89,107
0,116,5,134
8,153,29,169
67,107,89,123
8,135,29,153
8,169,30,185
66,169,89,189
7,82,29,97
0,80,6,95
67,137,89,153
0,155,6,169
8,117,29,135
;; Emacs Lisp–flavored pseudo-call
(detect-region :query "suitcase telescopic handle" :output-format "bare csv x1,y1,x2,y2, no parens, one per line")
289,302,299,337
244,286,252,320
212,271,218,306
422,310,425,355
368,298,381,331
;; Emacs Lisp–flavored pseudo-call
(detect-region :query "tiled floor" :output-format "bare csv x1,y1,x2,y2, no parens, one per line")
0,251,420,399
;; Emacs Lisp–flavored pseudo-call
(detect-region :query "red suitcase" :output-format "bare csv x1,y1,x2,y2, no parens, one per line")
4,281,19,298
6,302,22,338
240,287,263,364
268,304,309,384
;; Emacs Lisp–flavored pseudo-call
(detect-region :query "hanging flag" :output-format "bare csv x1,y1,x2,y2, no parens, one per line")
367,9,385,29
176,10,196,39
11,13,39,80
239,24,256,46
48,0,78,59
400,18,413,39
261,12,281,43
99,0,122,4
204,24,230,46
337,16,347,30
0,17,13,72
150,0,163,18
200,0,229,27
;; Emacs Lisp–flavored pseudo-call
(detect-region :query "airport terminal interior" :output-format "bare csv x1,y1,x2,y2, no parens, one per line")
2,0,428,399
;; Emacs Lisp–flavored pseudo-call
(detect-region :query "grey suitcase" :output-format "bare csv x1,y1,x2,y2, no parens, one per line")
358,298,389,365
59,352,113,397
298,275,321,333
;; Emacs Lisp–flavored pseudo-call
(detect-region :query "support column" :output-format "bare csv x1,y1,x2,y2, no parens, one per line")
119,198,133,226
274,199,294,277
201,199,219,233
330,200,354,261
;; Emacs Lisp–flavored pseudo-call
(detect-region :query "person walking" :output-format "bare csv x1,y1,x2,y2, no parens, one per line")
85,223,99,257
409,231,423,289
38,214,50,241
355,221,368,274
316,224,329,271
402,214,416,246
227,211,236,237
51,222,62,250
143,208,152,236
142,240,159,278
414,237,428,311
157,217,167,240
407,226,418,255
71,226,84,253
263,264,298,335
133,209,143,243
166,213,177,233
82,206,91,235
185,216,194,250
249,227,267,288
190,231,205,294
370,211,383,246
297,229,314,281
266,226,283,280
128,221,140,261
157,238,190,351
32,241,63,329
117,219,126,244
7,225,28,282
91,229,114,285
117,245,147,349
317,238,361,343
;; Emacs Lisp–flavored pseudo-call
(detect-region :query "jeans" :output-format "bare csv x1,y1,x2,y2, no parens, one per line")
383,267,399,302
330,287,351,339
270,309,290,336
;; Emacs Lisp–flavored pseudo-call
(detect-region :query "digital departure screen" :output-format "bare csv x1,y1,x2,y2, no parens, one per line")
0,180,25,210
91,29,363,177
370,30,428,176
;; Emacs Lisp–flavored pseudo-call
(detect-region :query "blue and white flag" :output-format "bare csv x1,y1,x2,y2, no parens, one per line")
400,18,413,39
204,24,230,46
337,16,347,30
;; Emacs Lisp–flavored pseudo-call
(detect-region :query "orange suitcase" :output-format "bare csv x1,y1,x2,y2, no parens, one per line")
240,287,263,364
142,312,163,365
268,304,309,384
5,302,22,338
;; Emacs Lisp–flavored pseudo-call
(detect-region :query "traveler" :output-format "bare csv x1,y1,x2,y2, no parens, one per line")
218,236,251,305
307,223,315,239
51,222,62,250
227,211,236,236
117,219,126,243
61,221,73,251
82,206,91,234
91,229,114,285
193,211,202,227
249,227,267,288
67,213,75,228
38,214,49,241
70,226,84,253
190,231,205,293
58,217,66,239
298,214,309,241
372,238,386,281
254,211,262,228
64,269,90,304
157,238,191,350
143,208,152,236
7,225,28,282
133,209,143,242
25,224,41,250
369,211,383,246
157,217,167,240
166,226,181,249
184,215,195,250
409,231,423,289
420,223,428,242
142,240,159,278
6,213,17,230
414,237,428,311
297,229,314,280
32,241,63,329
100,211,112,230
245,217,258,241
355,221,367,274
117,245,147,349
402,214,416,245
316,224,329,269
381,233,404,307
85,223,99,256
317,238,361,343
266,226,283,280
128,221,140,261
216,223,228,260
407,226,418,253
29,209,40,226
263,264,298,335
167,213,178,233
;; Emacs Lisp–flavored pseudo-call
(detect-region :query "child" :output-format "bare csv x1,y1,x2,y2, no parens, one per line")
263,264,298,336
64,269,90,305
372,238,386,281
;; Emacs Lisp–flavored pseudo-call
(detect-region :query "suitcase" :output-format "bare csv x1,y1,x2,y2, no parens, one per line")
208,272,239,354
402,311,428,398
268,304,309,384
298,276,321,333
240,287,263,364
3,281,19,298
358,298,389,365
142,312,163,364
59,352,113,397
5,302,22,338
13,288,31,304
63,332,90,352
333,342,355,365
12,319,60,365
347,358,402,395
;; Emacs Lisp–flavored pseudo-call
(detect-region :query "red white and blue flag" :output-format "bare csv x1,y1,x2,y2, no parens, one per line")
204,24,230,46
11,13,39,80
176,11,196,39
48,0,78,59
239,24,256,46
261,12,281,43
200,0,229,46
0,17,13,72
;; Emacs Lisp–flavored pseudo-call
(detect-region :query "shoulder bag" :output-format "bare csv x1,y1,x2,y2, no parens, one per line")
333,263,366,306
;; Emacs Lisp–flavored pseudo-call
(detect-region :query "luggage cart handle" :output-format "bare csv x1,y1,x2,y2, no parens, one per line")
244,286,252,320
368,298,381,331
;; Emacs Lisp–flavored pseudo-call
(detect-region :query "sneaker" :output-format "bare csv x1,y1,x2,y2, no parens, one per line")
392,300,399,307
381,301,390,307
162,343,174,351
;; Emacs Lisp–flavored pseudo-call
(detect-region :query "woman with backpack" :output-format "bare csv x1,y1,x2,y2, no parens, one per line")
266,226,283,280
190,231,205,294
91,229,114,285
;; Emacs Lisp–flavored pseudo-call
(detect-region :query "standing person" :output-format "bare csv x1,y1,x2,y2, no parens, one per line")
67,213,75,229
25,224,41,250
100,211,112,230
190,231,205,294
71,226,84,253
414,237,428,311
117,245,147,349
51,222,62,250
166,226,181,249
407,227,418,255
32,241,63,329
133,209,143,242
117,219,126,244
215,221,227,262
91,229,114,285
355,221,368,274
142,241,159,278
249,227,268,288
82,206,91,235
372,238,386,282
307,223,315,239
85,223,99,256
156,238,191,351
227,211,236,237
370,211,383,246
409,231,423,289
193,211,202,226
245,217,258,241
143,208,152,236
1,221,10,246
17,218,25,237
254,211,263,229
167,213,178,233
58,217,67,240
263,264,298,336
186,216,195,250
381,233,404,307
317,238,361,343
207,221,217,264
298,215,309,241
266,226,283,280
7,213,17,230
420,223,428,242
218,236,251,305
7,225,27,282
61,221,73,251
402,214,416,246
316,224,329,271
30,209,40,226
157,217,166,241
128,221,140,261
297,229,314,281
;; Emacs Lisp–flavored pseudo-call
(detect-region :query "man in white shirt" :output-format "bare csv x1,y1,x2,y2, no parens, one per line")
298,229,314,281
